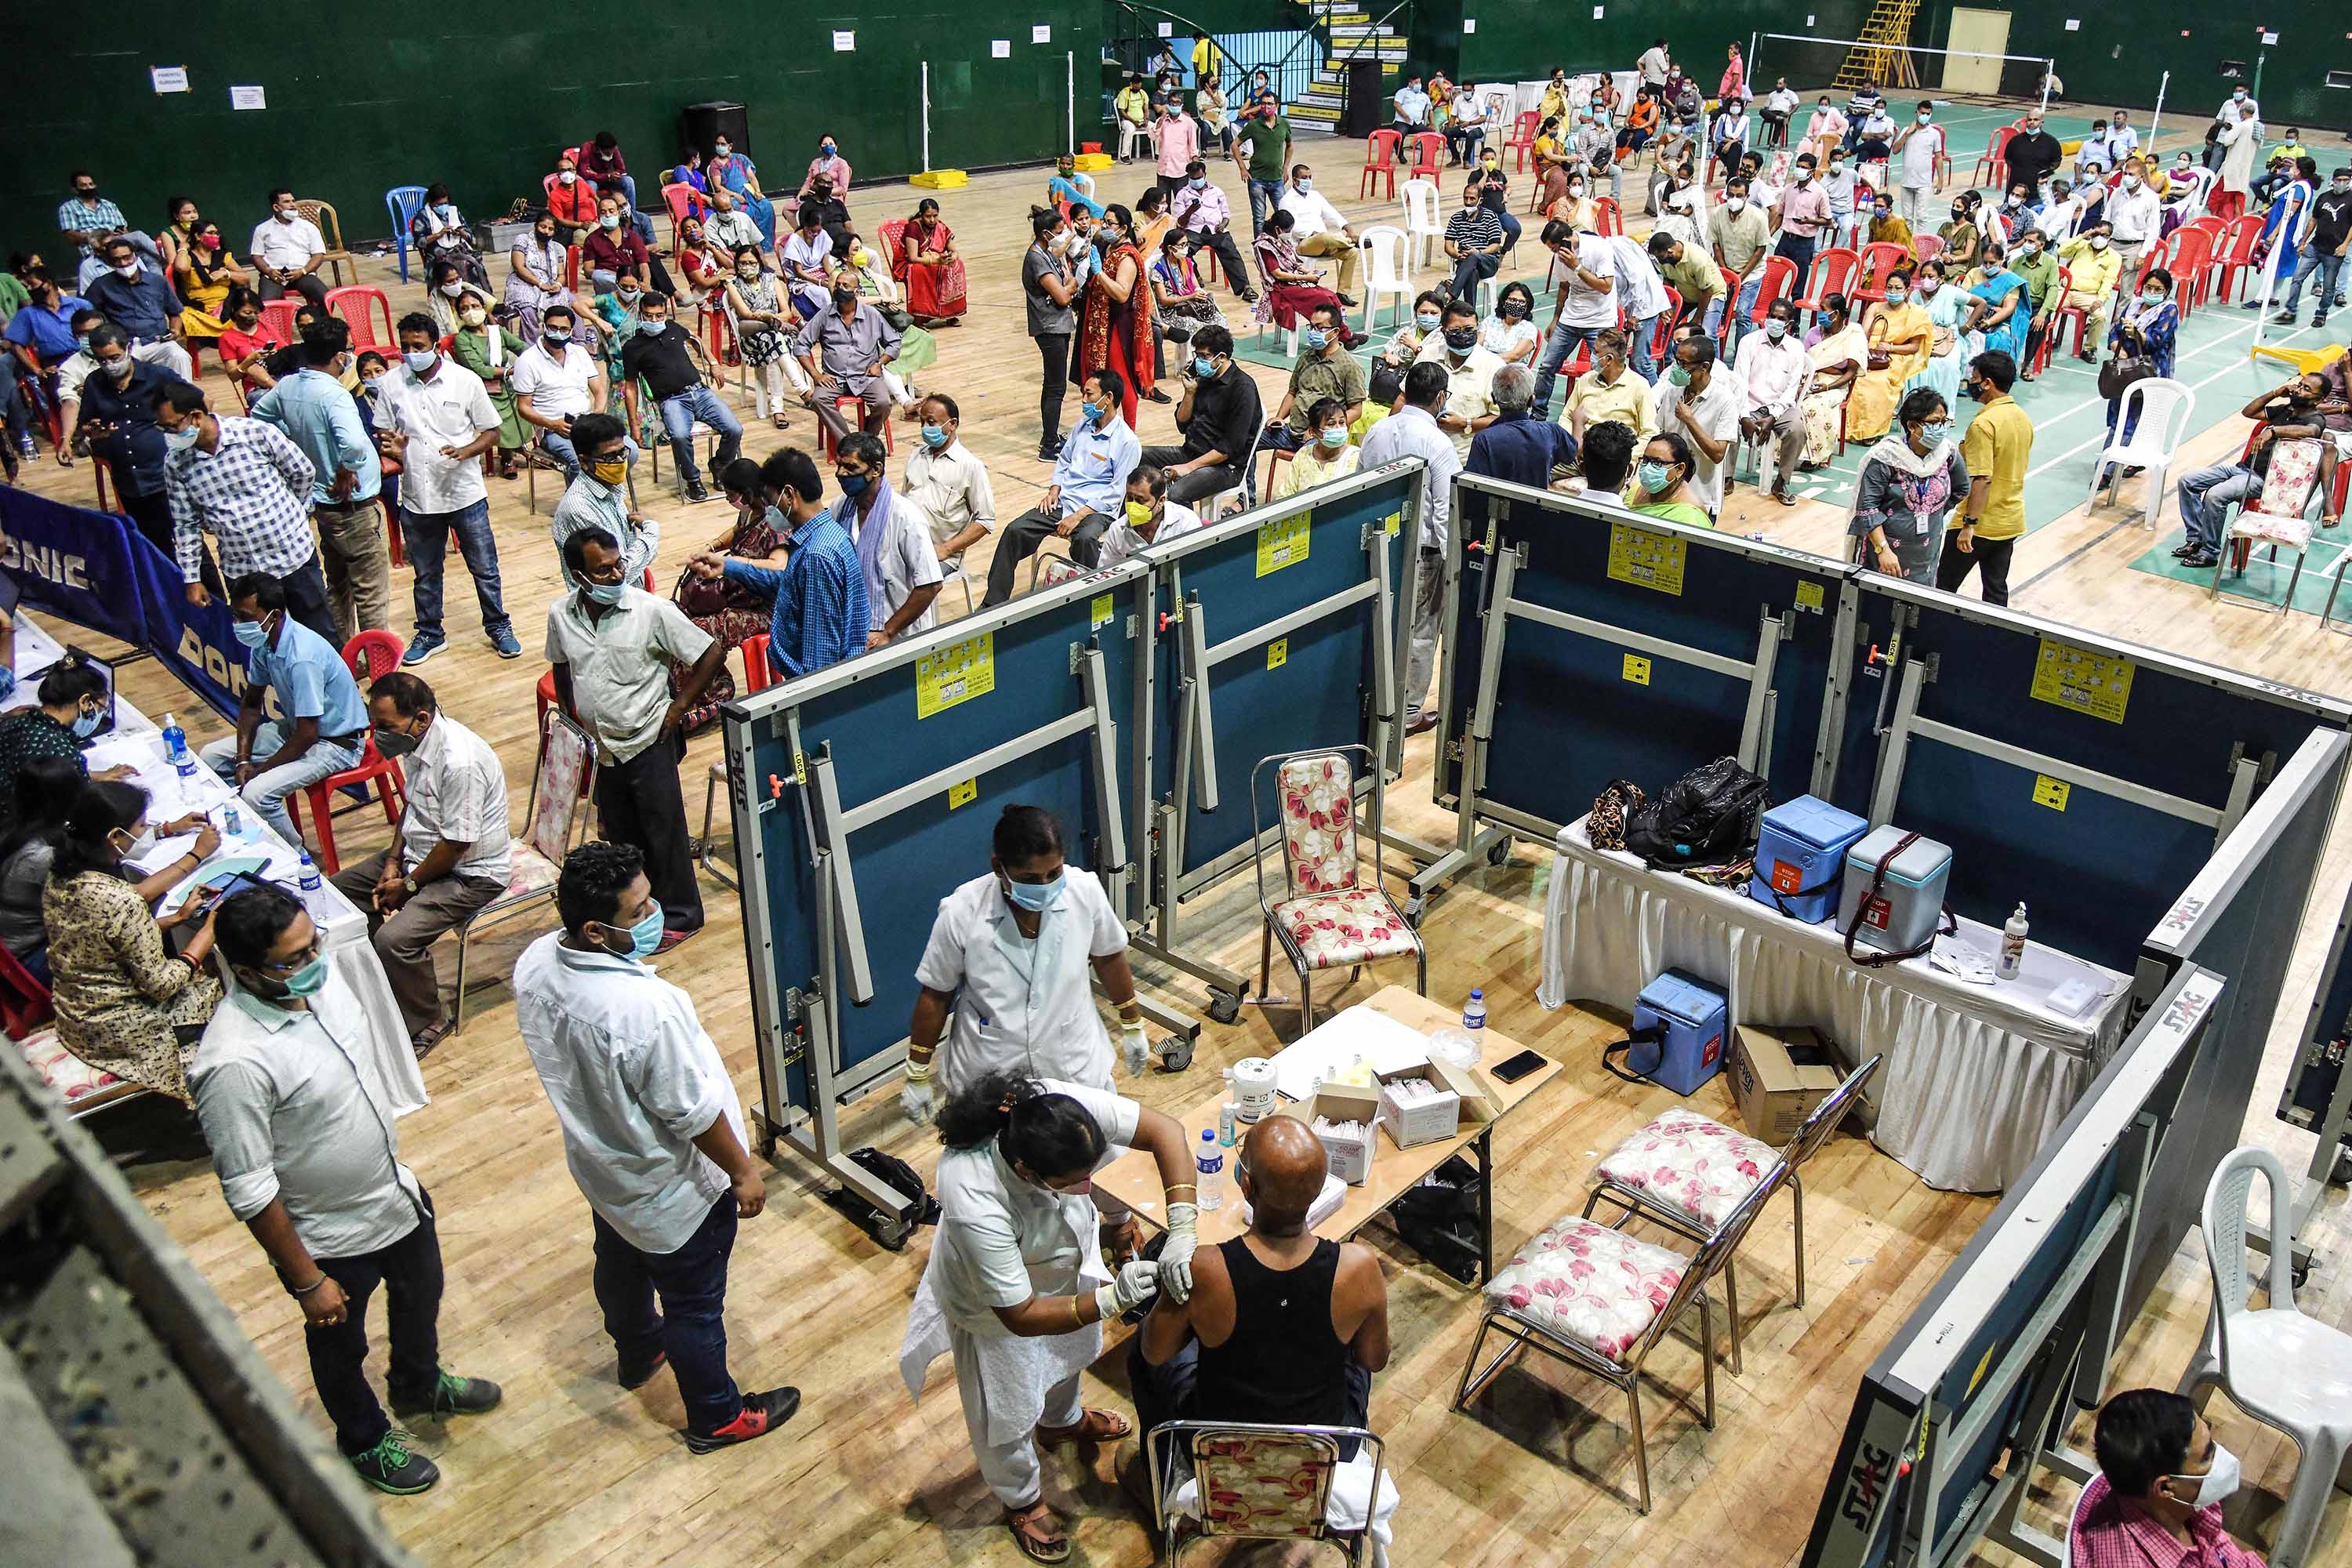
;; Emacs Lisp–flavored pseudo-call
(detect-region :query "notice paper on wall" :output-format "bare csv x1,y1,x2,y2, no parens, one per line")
151,66,189,93
993,38,1011,57
833,29,855,50
1158,20,1172,36
1033,23,1051,43
1462,18,1477,32
229,84,266,111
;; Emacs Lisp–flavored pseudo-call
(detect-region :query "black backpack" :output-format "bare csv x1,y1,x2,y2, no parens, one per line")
822,1147,941,1250
1623,757,1769,871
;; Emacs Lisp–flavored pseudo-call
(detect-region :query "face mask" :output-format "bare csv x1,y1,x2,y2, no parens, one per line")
1444,327,1478,351
438,280,467,298
2123,176,2141,191
1415,311,1442,331
2141,289,2165,303
590,457,628,487
1294,177,1312,193
599,214,620,230
1569,184,1586,198
543,331,571,350
1192,357,1217,379
232,616,270,648
1124,499,1157,530
604,900,665,960
373,720,423,759
738,264,760,280
459,307,487,327
583,578,626,605
836,471,869,497
113,261,140,280
2167,1446,2241,1509
274,209,297,223
1765,319,1789,340
400,347,438,376
1004,869,1066,913
1637,459,1673,493
714,145,731,158
833,289,859,310
1830,165,1846,178
1725,198,1746,213
1918,111,1933,123
920,423,949,449
165,423,202,452
1302,327,1328,352
1918,419,1951,445
72,704,103,739
820,143,837,158
1920,278,1941,296
1795,172,1813,185
2090,234,2109,249
560,169,578,185
637,317,666,336
2020,243,2042,258
114,826,158,860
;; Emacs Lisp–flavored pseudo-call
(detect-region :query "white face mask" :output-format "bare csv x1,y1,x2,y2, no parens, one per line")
1725,197,1745,212
2166,1445,2241,1509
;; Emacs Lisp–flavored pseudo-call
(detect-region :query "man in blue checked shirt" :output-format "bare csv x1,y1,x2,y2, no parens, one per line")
201,573,371,840
154,382,340,644
251,318,389,644
685,448,866,683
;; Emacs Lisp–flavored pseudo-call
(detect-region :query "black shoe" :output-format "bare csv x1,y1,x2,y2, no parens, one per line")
619,1348,668,1390
1036,437,1063,462
1144,388,1172,404
2180,550,2220,568
391,1371,504,1421
349,1429,440,1495
2172,543,2199,558
684,1387,800,1454
685,480,712,503
1337,293,1359,307
2274,311,2300,327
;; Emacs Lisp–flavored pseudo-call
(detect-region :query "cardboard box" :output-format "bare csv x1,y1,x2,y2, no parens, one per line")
1426,1056,1499,1125
1375,1064,1464,1148
1730,1024,1846,1145
1306,1083,1381,1184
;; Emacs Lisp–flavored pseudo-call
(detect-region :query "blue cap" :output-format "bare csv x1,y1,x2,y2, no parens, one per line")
1471,988,1483,999
1200,1127,1217,1142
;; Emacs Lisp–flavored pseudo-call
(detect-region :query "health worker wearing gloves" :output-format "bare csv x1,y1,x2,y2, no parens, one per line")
902,804,1154,1117
899,1070,1200,1564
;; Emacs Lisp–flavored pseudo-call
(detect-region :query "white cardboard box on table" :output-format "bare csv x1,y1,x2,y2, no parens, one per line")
1308,1083,1382,1184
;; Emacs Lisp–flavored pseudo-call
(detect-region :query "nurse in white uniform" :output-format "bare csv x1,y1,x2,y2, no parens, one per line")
898,1069,1197,1564
900,804,1152,1116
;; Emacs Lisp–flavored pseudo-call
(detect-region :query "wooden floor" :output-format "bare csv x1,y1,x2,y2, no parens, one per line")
18,125,2352,1566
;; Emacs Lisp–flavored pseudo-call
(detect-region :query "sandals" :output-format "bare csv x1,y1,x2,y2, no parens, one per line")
1005,1501,1071,1563
1036,1407,1132,1448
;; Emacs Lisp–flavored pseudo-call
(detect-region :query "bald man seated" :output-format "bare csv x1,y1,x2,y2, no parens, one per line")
1126,1113,1391,1500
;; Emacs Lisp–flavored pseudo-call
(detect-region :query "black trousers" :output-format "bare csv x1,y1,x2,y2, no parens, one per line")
1141,444,1240,506
1034,332,1072,445
276,548,341,647
1935,531,2016,607
307,1191,443,1456
594,731,705,932
1192,227,1254,298
982,506,1108,606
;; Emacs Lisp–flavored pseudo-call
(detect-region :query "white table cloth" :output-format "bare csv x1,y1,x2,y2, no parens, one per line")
1537,818,2130,1192
13,612,427,1116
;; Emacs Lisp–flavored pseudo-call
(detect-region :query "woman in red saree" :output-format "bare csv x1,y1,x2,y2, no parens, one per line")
895,198,967,325
1075,202,1154,426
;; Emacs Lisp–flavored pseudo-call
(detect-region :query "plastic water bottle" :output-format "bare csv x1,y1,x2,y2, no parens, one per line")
1195,1128,1225,1211
1998,904,2030,982
162,712,197,780
1463,988,1487,1034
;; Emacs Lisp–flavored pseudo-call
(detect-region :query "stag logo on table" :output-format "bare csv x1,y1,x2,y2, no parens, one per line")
0,533,92,592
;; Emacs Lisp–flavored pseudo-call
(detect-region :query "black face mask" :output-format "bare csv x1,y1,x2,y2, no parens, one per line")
1444,327,1479,350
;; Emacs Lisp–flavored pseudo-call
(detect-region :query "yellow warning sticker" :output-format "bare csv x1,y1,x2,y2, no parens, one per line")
1606,522,1686,596
948,779,978,810
1965,1341,1998,1399
2030,638,2135,725
792,749,807,784
2033,775,2071,811
1267,637,1288,670
916,632,996,719
1382,509,1403,536
1622,653,1652,684
1795,580,1825,612
1091,592,1114,630
1255,510,1312,576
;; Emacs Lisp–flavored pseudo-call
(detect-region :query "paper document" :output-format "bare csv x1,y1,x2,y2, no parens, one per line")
1241,1171,1346,1229
1272,1007,1432,1102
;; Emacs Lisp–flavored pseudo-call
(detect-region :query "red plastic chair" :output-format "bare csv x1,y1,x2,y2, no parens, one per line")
820,397,894,461
1503,111,1541,171
565,243,583,290
2169,228,2214,317
660,181,701,247
1593,197,1623,238
259,298,302,343
1857,241,1911,297
1711,266,1743,348
2210,216,2265,305
1360,129,1403,201
1407,132,1446,183
1647,286,1680,364
1910,232,1944,265
0,942,53,1036
325,285,397,354
1798,247,1862,312
281,630,409,875
2036,264,2085,374
1970,126,2017,191
1748,255,1798,324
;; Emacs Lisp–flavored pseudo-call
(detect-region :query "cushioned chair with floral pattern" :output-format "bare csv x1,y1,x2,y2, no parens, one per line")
1580,1054,1881,1374
1249,745,1425,1031
2211,434,2328,615
1144,1421,1391,1566
446,710,593,1031
1454,1162,1788,1513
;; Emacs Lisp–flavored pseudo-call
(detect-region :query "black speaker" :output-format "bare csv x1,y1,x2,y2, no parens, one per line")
681,101,750,162
1341,63,1383,140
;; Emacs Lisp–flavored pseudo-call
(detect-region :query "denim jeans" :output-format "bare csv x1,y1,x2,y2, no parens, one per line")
2274,248,2347,320
1626,313,1661,382
200,720,366,841
1247,176,1283,233
593,1194,743,1435
402,499,511,641
2176,461,2259,552
658,384,742,485
1705,272,1766,348
1532,320,1606,414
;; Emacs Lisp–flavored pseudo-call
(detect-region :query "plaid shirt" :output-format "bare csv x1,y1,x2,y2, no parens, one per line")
2067,1476,2266,1568
57,195,126,252
165,416,318,584
721,506,867,681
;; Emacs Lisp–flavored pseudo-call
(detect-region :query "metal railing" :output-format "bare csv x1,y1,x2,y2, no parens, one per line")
1105,1,1322,110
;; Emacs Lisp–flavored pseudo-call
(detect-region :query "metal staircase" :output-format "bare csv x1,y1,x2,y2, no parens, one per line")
1836,0,1922,91
1294,0,1412,129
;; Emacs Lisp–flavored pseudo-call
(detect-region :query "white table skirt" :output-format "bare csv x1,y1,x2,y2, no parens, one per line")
1537,819,2130,1192
24,613,427,1116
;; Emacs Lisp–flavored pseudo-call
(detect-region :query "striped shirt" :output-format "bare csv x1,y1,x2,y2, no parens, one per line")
1445,206,1504,253
721,506,868,681
164,416,318,585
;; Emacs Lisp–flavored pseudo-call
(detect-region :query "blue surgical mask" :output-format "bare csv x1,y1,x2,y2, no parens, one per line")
1192,356,1217,379
232,617,270,648
1415,310,1442,331
1081,399,1106,422
584,579,626,605
1004,870,1065,912
71,705,103,739
1919,419,1951,445
612,901,666,960
164,425,201,452
281,956,329,998
1318,425,1348,450
1302,327,1328,351
920,423,949,448
637,318,666,336
404,349,437,374
1637,459,1673,493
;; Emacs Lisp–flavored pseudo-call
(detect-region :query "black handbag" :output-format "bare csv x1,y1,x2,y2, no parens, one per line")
1622,757,1769,870
2098,353,2154,402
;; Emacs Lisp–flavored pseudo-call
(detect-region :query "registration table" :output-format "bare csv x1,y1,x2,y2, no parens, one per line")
8,613,427,1116
1099,987,1561,1283
1537,816,2129,1192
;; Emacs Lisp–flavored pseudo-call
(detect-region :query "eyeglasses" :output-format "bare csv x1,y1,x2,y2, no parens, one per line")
256,941,322,973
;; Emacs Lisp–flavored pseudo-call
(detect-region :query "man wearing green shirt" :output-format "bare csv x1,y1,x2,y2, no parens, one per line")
2009,227,2063,380
1646,231,1726,340
1234,92,1292,234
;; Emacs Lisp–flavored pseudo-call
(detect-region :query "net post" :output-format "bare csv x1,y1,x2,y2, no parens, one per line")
2039,61,2053,114
2147,71,2169,149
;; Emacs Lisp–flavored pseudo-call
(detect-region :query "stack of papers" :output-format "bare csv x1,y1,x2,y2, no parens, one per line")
1271,1007,1434,1102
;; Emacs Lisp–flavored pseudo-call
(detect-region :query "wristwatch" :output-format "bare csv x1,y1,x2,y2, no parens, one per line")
401,875,419,895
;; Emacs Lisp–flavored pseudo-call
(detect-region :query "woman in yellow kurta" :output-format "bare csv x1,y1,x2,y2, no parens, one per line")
170,217,243,344
1844,267,1934,441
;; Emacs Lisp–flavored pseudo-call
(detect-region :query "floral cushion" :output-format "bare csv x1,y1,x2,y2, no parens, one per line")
2251,435,2323,524
502,847,560,902
1278,754,1359,895
17,1029,123,1102
1273,887,1414,971
1487,1215,1687,1363
1194,1432,1337,1538
532,717,594,862
1595,1111,1779,1229
1039,556,1082,587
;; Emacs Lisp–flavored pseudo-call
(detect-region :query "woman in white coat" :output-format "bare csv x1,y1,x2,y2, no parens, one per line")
899,1070,1197,1563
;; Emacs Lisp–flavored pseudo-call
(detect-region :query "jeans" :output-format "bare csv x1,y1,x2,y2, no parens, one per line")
1934,530,2017,606
1449,249,1501,305
1128,1338,1372,1493
1034,332,1072,444
1626,314,1661,382
592,1194,744,1436
1705,272,1766,350
595,730,704,933
2274,248,2347,321
658,383,742,486
1532,320,1606,415
2176,461,2259,552
307,1192,443,1456
200,720,366,842
402,499,512,642
1247,176,1283,234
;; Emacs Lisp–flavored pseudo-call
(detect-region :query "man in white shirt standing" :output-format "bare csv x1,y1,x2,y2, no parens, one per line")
2106,157,2163,272
1733,296,1810,505
1887,102,1942,237
249,186,330,309
1358,361,1461,735
902,393,998,582
1650,335,1741,517
833,431,943,648
510,300,608,479
515,841,797,1454
379,313,517,666
1531,220,1617,416
193,884,497,1497
328,671,510,1058
1278,162,1361,299
1637,38,1671,90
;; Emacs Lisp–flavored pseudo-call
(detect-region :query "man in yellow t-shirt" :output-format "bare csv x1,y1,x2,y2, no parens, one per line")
1939,349,2031,606
1559,328,1657,445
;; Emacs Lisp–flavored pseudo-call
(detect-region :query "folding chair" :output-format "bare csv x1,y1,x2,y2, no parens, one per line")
1248,745,1424,1029
448,710,593,1031
1145,1421,1390,1566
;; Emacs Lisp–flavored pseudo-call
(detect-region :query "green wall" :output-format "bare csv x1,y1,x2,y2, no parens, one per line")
2,2,1096,252
1453,2,1871,87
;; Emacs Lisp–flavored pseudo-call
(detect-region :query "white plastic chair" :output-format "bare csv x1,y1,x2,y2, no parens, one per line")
1357,226,1413,339
1400,178,1443,273
2085,376,2194,527
2175,1145,2352,1568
